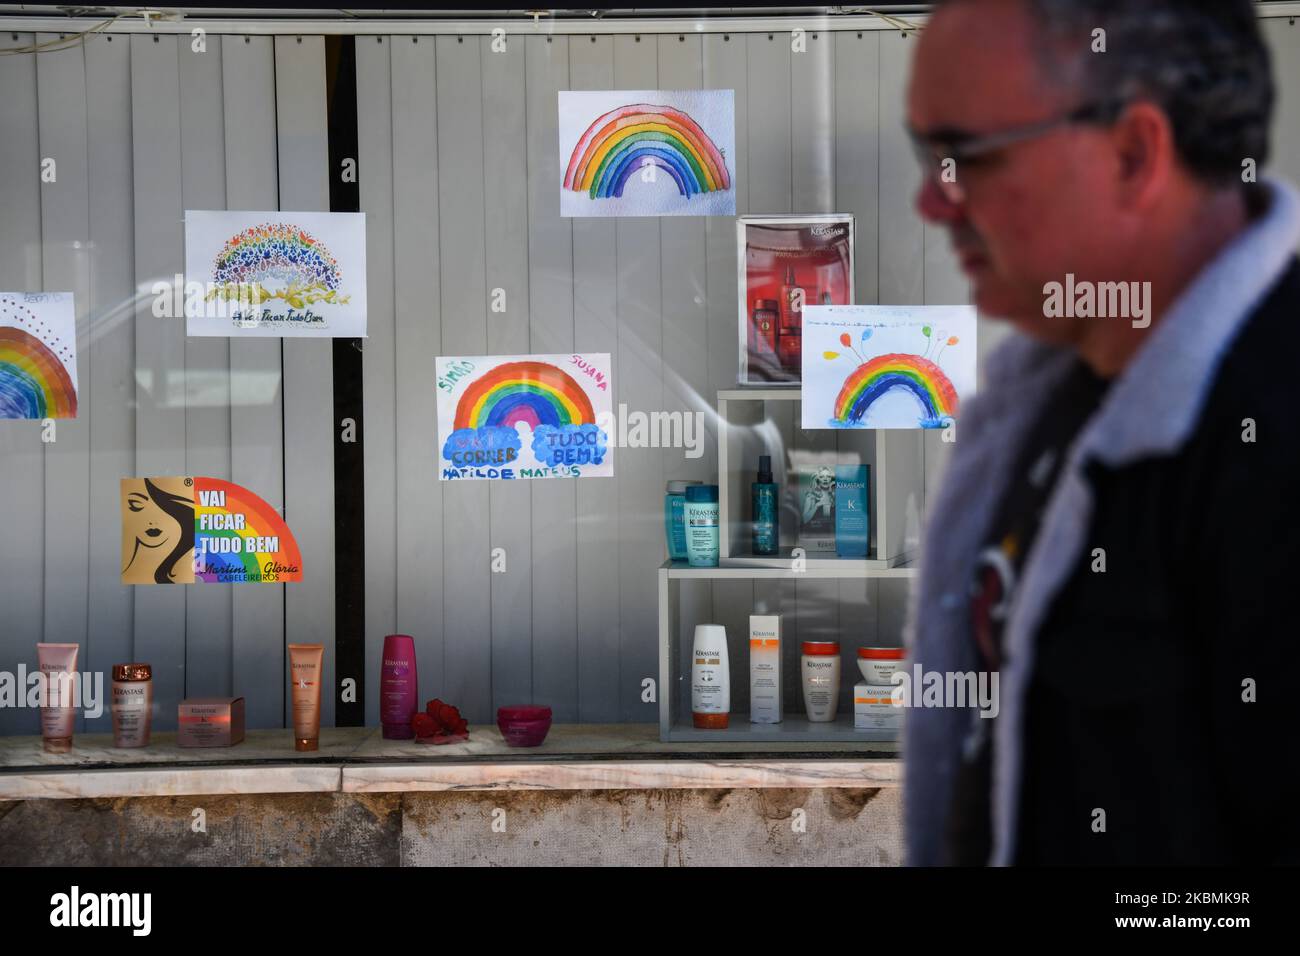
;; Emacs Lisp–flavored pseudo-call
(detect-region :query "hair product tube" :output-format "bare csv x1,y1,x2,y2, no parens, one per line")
36,643,79,753
380,634,418,739
691,624,730,729
288,644,324,752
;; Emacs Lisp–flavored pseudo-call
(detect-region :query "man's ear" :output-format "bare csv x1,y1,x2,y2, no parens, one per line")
1109,100,1174,209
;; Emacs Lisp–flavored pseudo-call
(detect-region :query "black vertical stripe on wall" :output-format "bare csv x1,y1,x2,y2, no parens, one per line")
327,35,365,726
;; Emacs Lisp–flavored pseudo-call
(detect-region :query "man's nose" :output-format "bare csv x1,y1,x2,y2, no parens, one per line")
916,173,964,225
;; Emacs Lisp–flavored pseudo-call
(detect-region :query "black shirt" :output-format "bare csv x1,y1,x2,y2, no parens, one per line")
943,358,1112,866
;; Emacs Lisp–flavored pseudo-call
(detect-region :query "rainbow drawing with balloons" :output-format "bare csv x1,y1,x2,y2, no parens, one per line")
801,305,977,430
437,353,614,481
559,91,735,217
0,292,78,420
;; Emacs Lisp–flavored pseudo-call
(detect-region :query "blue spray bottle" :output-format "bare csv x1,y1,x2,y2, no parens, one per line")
752,455,779,556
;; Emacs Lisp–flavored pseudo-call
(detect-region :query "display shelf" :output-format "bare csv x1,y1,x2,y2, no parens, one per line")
657,387,923,744
716,388,923,568
665,713,899,745
662,558,915,580
0,726,901,801
658,564,914,743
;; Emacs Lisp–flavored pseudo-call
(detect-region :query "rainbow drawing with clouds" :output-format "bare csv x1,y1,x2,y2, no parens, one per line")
0,293,78,420
206,222,350,307
193,477,302,584
453,360,597,430
438,353,614,481
564,103,731,200
833,353,959,428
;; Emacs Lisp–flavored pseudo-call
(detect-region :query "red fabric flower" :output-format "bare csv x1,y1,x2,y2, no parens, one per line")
411,713,437,739
421,699,470,737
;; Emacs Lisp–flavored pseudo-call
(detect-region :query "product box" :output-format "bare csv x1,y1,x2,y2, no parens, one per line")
854,683,902,733
177,696,246,748
834,464,870,558
797,466,837,552
749,615,782,724
737,215,855,385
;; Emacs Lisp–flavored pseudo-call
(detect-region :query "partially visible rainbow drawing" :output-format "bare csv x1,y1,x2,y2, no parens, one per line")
453,361,597,429
563,103,731,200
0,295,78,419
833,353,959,428
207,222,350,306
193,477,302,584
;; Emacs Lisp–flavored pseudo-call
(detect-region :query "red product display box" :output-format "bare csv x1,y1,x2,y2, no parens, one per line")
737,215,855,385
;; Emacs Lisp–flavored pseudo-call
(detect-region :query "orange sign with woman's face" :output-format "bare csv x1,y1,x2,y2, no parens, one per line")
120,477,196,585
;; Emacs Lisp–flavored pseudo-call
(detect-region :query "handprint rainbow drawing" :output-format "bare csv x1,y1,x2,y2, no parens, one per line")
206,222,351,308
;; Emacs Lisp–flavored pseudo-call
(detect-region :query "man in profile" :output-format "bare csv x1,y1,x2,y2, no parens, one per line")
905,0,1300,864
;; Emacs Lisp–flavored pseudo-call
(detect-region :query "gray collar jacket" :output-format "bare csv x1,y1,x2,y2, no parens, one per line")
903,177,1300,866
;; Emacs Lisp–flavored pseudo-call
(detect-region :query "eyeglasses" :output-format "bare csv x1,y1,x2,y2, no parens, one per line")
909,99,1128,204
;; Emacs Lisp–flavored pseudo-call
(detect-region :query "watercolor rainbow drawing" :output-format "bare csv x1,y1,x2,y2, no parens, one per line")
0,293,78,420
801,305,977,431
833,353,959,427
559,91,735,218
193,477,302,584
564,103,732,200
206,221,350,308
453,360,597,430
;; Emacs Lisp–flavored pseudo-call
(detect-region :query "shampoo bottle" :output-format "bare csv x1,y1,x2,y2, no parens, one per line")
664,480,699,561
751,455,779,556
691,624,730,729
779,265,804,334
380,634,418,740
111,663,153,748
684,484,720,567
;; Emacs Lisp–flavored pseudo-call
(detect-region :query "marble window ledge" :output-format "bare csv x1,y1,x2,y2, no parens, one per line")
0,725,900,800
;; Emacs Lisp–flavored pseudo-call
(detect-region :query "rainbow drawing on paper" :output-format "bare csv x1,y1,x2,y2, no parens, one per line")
559,91,735,218
834,353,959,428
453,360,598,429
186,211,367,337
193,477,302,584
206,222,350,307
564,103,732,200
800,305,977,431
0,293,78,420
437,353,614,481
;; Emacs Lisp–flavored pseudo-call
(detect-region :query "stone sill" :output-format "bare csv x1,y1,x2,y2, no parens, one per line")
0,724,900,800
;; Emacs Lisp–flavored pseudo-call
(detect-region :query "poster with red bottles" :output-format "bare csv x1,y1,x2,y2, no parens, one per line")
737,215,855,385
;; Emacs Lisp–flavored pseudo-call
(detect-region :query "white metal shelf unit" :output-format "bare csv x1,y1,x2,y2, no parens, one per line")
717,389,924,567
657,561,913,743
657,388,922,743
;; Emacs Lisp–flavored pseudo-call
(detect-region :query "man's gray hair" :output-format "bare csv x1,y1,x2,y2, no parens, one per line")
940,0,1274,184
